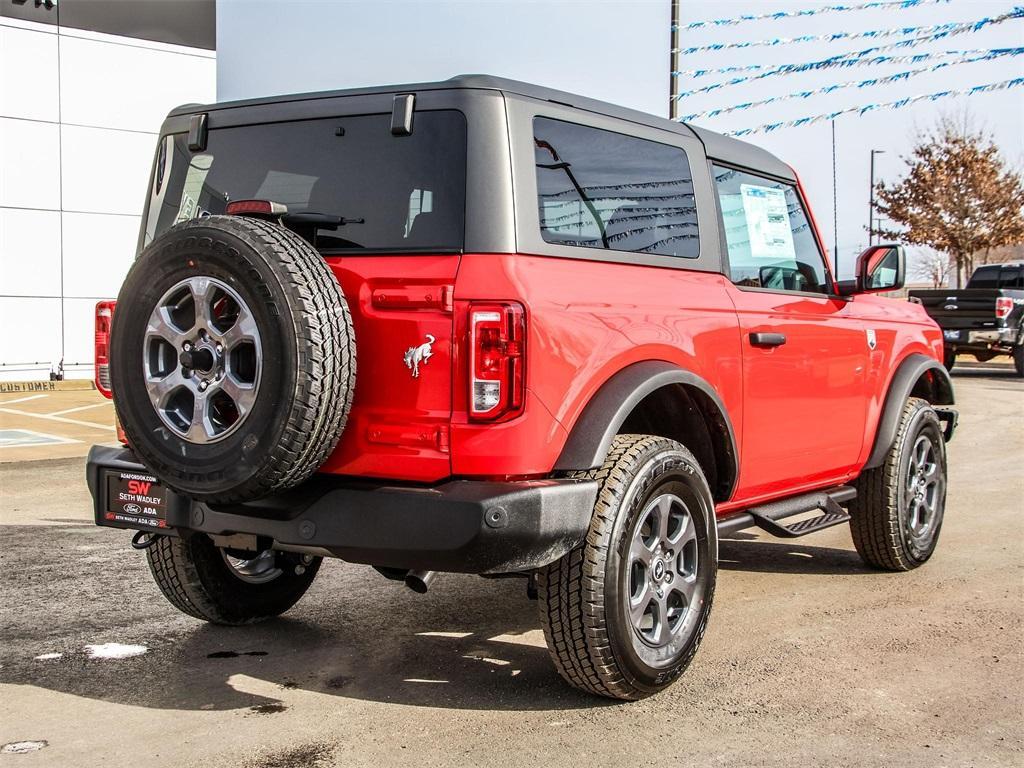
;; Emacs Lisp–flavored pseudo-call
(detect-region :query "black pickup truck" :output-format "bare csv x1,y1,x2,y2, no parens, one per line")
909,261,1024,376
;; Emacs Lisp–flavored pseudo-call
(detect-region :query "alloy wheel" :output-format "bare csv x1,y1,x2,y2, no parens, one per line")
143,276,261,443
626,493,701,648
904,433,942,543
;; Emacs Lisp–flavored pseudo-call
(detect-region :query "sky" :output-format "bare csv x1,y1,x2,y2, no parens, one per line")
217,0,1024,278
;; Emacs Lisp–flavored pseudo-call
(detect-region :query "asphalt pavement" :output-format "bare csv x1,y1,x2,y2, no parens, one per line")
0,364,1021,767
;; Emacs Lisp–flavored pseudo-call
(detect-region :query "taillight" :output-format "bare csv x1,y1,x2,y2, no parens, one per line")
95,300,115,398
469,302,525,421
996,296,1013,320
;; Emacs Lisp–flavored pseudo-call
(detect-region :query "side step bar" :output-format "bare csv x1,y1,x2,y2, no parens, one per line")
717,485,857,539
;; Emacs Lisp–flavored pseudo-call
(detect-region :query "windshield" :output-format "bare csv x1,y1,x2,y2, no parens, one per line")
143,110,467,253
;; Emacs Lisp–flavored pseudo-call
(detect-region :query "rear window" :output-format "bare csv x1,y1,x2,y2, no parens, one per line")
144,110,467,252
968,265,1000,289
533,117,698,258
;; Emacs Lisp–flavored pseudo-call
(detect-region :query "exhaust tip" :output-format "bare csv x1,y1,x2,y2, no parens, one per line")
404,570,436,594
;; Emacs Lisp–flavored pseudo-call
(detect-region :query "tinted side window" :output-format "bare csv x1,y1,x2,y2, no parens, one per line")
533,118,698,258
712,165,830,294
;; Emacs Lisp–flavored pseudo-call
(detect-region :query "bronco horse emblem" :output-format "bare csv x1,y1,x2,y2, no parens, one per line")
403,334,435,378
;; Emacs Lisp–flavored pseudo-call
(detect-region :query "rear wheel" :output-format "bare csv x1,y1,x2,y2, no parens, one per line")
849,398,947,571
1013,344,1024,377
146,534,321,625
538,435,717,700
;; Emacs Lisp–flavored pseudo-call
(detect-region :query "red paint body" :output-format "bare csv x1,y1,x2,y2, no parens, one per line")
318,245,943,517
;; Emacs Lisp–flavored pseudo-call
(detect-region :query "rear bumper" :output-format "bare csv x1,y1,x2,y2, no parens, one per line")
86,445,597,574
944,326,1020,350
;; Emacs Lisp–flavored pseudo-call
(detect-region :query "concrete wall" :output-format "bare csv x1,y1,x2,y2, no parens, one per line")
0,12,216,380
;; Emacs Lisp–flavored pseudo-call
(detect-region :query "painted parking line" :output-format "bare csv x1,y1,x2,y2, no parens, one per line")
0,407,115,431
0,394,50,406
47,402,113,417
0,429,81,448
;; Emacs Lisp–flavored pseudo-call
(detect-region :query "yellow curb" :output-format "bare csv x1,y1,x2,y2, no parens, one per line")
0,380,96,394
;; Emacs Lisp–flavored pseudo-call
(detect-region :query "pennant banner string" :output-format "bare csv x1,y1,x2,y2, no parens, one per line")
674,13,1022,101
673,47,997,79
677,0,951,30
678,47,1024,122
672,7,1022,55
720,78,1024,136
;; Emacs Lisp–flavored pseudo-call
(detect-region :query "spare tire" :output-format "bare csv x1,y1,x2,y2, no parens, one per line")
110,215,355,503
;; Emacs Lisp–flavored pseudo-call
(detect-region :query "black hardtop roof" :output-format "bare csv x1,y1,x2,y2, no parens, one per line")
171,74,794,181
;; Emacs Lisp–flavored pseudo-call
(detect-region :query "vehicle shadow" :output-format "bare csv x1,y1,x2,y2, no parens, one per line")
5,521,876,715
1,525,615,713
949,362,1020,382
718,533,869,575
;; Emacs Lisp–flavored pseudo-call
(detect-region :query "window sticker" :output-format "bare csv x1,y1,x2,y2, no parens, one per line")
740,184,795,260
718,192,750,256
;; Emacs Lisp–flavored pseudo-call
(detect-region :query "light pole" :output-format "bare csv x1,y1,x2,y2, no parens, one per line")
669,0,680,120
868,149,885,245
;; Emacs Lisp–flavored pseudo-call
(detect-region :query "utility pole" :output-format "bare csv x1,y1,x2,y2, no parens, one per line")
832,119,839,274
868,149,885,246
669,0,680,120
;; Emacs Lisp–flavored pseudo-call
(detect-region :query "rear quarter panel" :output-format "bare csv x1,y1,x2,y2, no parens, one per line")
450,253,744,478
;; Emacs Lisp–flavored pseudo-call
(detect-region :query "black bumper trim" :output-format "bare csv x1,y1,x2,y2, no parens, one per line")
87,445,598,574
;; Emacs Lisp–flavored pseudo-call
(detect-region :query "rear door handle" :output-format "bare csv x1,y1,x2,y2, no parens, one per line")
749,332,787,348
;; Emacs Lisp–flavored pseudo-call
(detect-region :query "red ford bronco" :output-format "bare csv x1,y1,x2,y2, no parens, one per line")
87,76,957,700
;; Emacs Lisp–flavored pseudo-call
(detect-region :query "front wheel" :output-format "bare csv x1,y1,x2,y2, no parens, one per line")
849,398,947,571
146,534,321,625
538,435,717,700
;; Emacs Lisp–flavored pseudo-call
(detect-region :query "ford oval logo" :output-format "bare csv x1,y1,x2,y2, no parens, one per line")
123,503,142,515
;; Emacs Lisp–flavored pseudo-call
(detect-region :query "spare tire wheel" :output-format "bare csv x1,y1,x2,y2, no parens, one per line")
110,215,355,503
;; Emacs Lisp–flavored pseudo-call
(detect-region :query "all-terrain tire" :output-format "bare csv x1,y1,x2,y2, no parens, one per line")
146,534,321,625
849,397,947,571
110,215,355,503
538,435,717,700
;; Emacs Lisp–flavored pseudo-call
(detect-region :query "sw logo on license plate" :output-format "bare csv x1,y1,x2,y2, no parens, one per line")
101,470,168,531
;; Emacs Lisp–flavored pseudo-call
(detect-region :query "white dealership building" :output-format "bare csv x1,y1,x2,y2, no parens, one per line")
0,0,215,381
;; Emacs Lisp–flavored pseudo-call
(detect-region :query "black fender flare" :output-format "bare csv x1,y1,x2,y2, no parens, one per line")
553,361,738,497
864,353,955,469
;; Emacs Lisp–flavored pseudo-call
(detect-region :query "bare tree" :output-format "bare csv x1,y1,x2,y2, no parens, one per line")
912,249,952,287
873,116,1024,286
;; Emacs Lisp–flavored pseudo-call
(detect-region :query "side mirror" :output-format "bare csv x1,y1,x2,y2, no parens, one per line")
837,244,905,296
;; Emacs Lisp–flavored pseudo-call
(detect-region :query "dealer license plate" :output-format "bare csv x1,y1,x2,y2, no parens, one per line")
101,470,168,530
